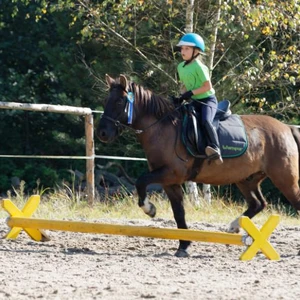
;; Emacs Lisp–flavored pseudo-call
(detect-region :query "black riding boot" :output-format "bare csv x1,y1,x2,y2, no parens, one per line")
204,121,223,165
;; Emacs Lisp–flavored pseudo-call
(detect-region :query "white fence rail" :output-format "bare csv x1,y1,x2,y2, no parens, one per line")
0,101,298,205
0,101,95,204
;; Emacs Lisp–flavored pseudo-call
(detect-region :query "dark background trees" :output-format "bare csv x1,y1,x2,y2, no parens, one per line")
0,0,299,200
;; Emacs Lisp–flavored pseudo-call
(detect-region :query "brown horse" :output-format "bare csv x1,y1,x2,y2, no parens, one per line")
97,74,300,257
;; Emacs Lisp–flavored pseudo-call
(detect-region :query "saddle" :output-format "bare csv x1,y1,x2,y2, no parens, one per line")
181,100,248,159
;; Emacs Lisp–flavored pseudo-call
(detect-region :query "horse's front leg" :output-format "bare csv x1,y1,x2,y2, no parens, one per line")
164,184,190,257
136,169,190,257
135,168,169,217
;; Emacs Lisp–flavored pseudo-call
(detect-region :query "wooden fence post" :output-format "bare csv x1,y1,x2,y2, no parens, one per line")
85,114,95,205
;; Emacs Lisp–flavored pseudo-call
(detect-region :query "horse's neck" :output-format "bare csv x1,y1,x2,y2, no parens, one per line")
134,115,176,153
134,115,158,139
132,92,176,148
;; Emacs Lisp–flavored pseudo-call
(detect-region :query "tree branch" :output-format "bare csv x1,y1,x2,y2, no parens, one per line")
78,0,177,84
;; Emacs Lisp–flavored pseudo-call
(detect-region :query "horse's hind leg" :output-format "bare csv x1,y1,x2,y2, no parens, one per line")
278,184,300,211
228,172,267,233
164,184,191,257
268,165,300,212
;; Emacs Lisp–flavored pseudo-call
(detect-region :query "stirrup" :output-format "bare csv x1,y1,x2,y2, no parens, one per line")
205,146,223,165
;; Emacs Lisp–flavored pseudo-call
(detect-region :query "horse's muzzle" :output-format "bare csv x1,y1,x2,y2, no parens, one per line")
96,128,110,143
96,118,118,143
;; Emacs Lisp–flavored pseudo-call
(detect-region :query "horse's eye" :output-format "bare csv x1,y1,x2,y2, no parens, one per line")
116,97,125,105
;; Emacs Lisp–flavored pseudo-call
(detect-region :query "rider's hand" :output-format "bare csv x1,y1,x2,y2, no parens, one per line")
179,90,194,101
170,96,182,106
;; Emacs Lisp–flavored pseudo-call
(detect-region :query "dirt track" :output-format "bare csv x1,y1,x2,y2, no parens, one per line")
0,217,300,300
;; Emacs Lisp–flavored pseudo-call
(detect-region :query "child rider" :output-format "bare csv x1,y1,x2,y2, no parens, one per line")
176,32,223,165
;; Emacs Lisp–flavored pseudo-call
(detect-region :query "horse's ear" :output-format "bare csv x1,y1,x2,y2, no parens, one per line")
119,74,128,91
105,74,115,87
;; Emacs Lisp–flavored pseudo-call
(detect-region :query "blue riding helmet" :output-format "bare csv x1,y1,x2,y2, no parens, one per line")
176,33,205,52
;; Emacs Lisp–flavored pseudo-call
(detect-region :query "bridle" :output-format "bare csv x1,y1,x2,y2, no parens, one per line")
101,84,188,162
101,84,181,135
101,113,141,133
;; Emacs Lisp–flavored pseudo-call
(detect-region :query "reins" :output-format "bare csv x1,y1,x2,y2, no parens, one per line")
101,114,143,134
102,106,182,135
101,83,183,135
101,83,226,163
102,103,187,163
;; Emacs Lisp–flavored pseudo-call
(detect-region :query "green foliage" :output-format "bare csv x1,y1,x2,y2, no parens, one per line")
215,0,299,119
0,158,60,193
0,0,298,199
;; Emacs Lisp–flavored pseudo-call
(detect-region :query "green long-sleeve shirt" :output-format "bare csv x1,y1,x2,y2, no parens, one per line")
177,59,215,100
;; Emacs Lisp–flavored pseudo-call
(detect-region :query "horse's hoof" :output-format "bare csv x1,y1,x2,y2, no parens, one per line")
146,202,156,218
227,226,240,234
227,218,241,233
175,249,189,258
140,199,156,217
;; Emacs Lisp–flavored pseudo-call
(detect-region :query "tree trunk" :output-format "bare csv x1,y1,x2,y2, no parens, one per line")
183,0,201,206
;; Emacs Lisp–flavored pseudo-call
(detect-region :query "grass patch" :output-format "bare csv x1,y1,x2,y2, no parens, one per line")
1,184,299,227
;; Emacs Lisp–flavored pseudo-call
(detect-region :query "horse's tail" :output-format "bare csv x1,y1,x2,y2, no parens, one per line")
290,125,300,176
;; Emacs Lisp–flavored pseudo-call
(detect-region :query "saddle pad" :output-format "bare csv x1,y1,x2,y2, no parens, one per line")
218,114,248,158
181,111,248,159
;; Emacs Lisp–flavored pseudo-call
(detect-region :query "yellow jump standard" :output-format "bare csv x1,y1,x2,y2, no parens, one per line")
1,196,280,261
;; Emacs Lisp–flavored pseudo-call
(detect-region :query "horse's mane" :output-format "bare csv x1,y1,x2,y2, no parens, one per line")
129,82,178,121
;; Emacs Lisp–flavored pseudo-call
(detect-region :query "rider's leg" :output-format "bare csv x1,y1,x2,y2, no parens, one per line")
203,121,223,165
198,96,223,165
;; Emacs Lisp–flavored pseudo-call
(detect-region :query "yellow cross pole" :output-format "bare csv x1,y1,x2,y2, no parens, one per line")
239,215,280,261
2,196,280,260
1,195,50,241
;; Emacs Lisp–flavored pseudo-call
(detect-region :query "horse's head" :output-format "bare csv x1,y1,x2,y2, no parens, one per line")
96,74,130,143
97,74,177,143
